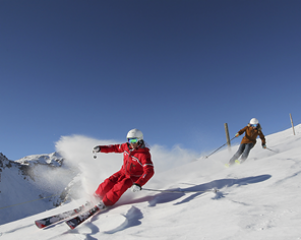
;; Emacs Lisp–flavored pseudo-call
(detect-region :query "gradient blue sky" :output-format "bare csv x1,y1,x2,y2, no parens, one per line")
1,0,300,160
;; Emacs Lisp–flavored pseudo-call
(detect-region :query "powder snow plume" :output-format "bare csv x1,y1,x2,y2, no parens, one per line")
55,135,201,200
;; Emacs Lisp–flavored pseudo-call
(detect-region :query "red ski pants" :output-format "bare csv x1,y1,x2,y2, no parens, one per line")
94,172,138,206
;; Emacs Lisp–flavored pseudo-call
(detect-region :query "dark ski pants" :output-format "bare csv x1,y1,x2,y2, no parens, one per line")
229,143,254,164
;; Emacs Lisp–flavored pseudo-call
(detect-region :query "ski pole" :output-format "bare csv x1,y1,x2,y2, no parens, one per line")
266,147,278,153
205,136,236,158
142,187,218,194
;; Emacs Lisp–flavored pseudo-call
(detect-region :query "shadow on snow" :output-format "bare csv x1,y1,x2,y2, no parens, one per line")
141,174,272,206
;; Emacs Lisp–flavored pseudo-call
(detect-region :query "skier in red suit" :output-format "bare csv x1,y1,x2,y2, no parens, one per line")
93,129,154,208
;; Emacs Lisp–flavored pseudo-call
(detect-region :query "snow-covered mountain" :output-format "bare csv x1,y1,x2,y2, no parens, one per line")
0,124,301,240
0,152,78,225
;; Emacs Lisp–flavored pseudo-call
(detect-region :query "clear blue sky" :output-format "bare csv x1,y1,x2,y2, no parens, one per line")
1,0,300,160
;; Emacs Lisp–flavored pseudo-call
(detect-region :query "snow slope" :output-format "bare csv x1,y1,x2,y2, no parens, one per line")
1,124,301,240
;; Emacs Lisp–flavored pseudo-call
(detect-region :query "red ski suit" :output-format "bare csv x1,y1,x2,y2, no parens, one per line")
94,143,154,206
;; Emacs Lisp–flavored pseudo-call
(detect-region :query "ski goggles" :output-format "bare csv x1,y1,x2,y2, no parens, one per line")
251,124,258,128
128,138,139,144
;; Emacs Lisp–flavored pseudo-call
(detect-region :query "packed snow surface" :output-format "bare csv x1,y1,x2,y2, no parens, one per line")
1,125,301,240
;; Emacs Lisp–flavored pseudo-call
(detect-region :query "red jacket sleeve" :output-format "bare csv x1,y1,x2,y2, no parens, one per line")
134,152,154,186
99,143,126,153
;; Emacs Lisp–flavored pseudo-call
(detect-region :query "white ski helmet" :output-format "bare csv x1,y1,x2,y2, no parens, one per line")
126,129,143,140
250,118,259,125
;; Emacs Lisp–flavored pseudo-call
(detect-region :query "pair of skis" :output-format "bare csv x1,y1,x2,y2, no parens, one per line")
35,202,106,230
35,187,218,230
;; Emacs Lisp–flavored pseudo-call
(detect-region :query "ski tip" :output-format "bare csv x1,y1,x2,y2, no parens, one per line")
35,221,46,229
65,221,75,230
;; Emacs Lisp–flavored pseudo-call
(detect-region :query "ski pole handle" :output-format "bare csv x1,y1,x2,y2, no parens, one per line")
93,146,101,159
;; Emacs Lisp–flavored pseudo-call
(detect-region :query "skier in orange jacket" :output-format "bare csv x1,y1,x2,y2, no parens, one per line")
227,118,266,166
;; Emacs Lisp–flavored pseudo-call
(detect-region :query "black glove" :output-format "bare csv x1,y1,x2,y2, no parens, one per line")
93,146,101,153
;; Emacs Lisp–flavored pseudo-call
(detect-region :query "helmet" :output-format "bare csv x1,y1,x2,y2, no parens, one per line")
126,129,143,140
250,118,259,125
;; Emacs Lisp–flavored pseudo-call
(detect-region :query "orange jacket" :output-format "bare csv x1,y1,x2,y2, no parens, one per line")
238,124,266,145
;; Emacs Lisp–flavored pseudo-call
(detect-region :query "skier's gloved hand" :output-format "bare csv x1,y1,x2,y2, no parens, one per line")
131,183,142,192
235,133,239,137
262,144,267,149
93,146,101,153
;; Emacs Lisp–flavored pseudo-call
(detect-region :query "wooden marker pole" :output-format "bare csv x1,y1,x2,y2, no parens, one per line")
289,113,295,135
224,123,231,151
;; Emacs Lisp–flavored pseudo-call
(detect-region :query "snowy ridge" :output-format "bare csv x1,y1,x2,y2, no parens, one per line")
15,152,64,167
0,124,301,239
0,153,77,225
